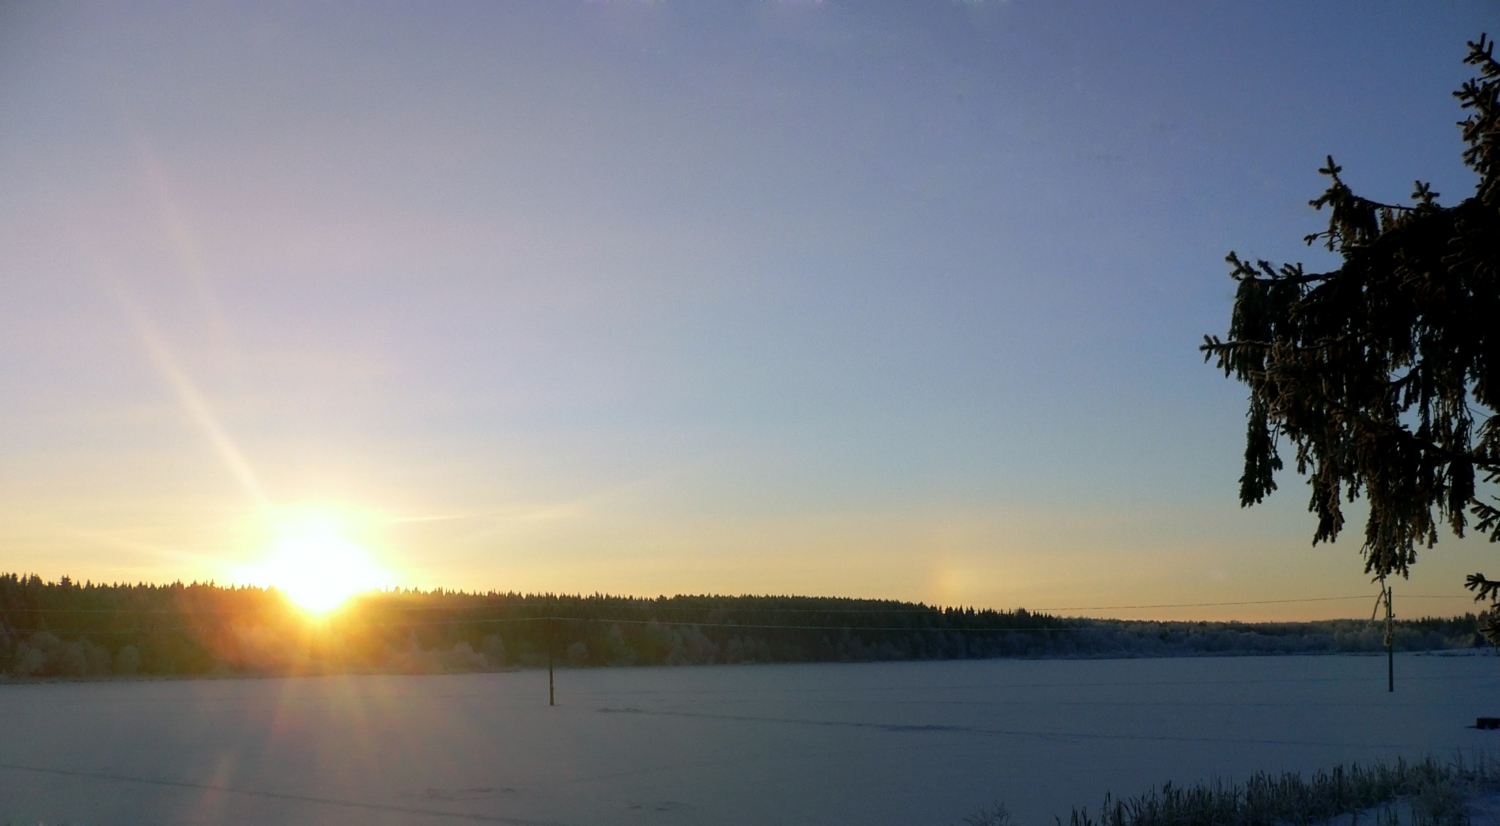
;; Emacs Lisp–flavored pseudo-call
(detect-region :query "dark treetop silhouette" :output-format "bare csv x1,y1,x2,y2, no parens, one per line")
0,575,1481,678
1202,36,1500,639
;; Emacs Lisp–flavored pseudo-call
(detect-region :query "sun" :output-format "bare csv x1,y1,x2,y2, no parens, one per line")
241,513,390,615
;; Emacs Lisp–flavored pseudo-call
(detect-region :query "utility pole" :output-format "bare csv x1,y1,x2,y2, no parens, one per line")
1373,582,1394,692
547,594,555,706
1385,584,1394,693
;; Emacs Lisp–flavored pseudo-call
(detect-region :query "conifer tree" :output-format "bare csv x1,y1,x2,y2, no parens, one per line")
1202,35,1500,638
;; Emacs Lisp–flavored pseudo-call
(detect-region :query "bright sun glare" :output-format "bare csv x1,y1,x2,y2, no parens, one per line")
241,513,390,615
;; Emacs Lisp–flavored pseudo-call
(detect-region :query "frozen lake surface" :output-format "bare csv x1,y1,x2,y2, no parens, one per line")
4,653,1500,825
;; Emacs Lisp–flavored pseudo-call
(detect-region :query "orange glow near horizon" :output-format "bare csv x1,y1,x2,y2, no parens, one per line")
237,511,391,615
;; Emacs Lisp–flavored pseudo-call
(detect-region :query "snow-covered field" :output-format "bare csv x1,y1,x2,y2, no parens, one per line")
3,652,1499,826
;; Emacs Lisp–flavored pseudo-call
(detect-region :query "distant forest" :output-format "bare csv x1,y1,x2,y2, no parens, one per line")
0,574,1487,679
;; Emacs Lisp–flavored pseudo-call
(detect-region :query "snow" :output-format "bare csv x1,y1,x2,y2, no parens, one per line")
1465,793,1500,826
3,652,1499,825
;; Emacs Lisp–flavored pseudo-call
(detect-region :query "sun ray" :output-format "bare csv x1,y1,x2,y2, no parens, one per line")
96,265,269,508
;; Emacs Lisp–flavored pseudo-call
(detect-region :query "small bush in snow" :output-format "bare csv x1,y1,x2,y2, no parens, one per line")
1059,755,1499,826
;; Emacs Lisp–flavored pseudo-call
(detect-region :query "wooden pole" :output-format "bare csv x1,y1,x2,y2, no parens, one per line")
547,595,555,706
1385,584,1394,693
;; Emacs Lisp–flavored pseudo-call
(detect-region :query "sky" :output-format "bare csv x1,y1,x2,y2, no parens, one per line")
1,1,1497,620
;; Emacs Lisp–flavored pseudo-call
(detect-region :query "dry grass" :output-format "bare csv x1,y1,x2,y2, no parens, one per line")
960,754,1500,826
1068,755,1500,826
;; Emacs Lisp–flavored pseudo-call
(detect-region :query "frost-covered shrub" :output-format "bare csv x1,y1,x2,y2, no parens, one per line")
12,642,45,677
57,641,89,677
598,624,631,665
481,634,506,668
383,640,489,673
115,645,140,676
29,631,60,655
442,641,486,672
231,624,303,672
956,801,1012,826
85,640,111,675
724,636,745,663
1061,755,1498,826
3,632,112,678
566,641,588,666
387,643,443,674
664,627,716,665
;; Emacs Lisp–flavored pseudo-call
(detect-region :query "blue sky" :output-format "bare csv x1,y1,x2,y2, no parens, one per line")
1,1,1496,618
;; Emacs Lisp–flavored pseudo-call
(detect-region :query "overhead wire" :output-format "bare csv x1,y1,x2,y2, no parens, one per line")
3,592,1476,616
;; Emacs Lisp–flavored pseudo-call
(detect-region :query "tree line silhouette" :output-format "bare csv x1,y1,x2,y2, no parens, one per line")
0,573,1484,679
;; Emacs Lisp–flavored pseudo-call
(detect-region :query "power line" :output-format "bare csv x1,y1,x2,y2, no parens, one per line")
1345,594,1466,600
0,605,971,616
545,616,1089,633
1036,595,1373,611
1032,594,1481,611
0,593,1480,622
19,611,1475,637
0,616,1086,634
